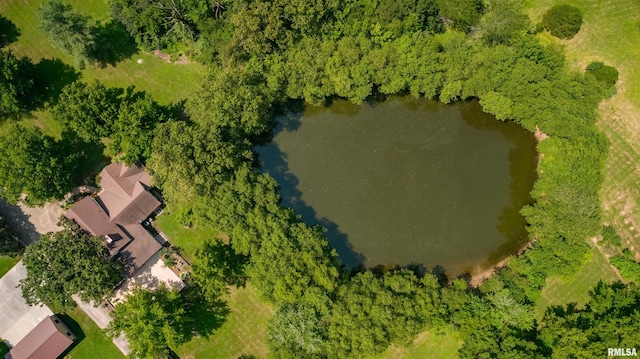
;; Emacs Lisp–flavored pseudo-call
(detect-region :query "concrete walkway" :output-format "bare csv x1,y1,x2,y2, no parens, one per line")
72,295,131,355
0,262,53,346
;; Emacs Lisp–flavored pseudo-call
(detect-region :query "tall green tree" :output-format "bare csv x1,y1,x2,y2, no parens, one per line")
192,237,248,304
0,50,34,117
540,281,640,357
37,0,95,68
19,218,122,310
107,285,190,358
0,125,84,204
51,80,122,142
109,92,168,164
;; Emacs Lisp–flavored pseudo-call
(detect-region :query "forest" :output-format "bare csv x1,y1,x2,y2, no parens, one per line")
1,0,638,358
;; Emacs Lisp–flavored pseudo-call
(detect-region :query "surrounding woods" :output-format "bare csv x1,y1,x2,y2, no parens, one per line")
1,0,636,357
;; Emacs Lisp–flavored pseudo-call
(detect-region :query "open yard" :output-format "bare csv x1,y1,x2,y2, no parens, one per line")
156,212,273,358
0,0,205,137
155,211,218,262
379,329,462,359
61,306,124,359
534,246,620,321
176,284,274,359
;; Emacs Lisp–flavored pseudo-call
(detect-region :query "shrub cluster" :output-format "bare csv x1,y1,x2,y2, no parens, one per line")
541,4,583,39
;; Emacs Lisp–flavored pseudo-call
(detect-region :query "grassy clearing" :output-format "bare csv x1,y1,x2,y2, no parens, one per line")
156,212,273,358
0,0,205,135
155,211,218,262
534,246,620,321
0,255,20,278
62,306,124,359
379,329,462,359
176,284,274,359
525,0,640,258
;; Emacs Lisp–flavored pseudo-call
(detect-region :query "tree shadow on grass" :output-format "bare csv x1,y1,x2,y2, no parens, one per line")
182,285,230,339
31,58,80,107
92,20,138,67
0,14,20,48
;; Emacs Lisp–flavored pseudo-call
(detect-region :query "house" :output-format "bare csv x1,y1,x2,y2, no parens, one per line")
66,162,163,275
4,315,75,359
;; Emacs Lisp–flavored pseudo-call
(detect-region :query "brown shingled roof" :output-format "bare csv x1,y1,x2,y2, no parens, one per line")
6,315,75,359
64,163,162,275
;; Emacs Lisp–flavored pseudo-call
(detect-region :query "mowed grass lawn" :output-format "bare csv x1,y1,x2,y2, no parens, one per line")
176,284,274,359
0,255,20,277
154,211,217,262
0,0,205,136
156,212,274,358
379,329,462,359
534,246,620,321
62,307,124,359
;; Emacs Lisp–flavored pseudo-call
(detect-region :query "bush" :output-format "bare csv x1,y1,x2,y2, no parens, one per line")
601,225,622,246
586,61,619,86
610,252,640,282
541,4,583,39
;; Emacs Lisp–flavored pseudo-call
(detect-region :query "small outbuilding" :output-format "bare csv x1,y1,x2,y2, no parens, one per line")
5,315,75,359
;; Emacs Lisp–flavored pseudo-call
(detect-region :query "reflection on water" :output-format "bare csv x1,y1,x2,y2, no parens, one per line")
258,97,537,277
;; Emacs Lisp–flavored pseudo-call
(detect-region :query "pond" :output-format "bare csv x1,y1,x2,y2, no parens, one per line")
258,97,538,277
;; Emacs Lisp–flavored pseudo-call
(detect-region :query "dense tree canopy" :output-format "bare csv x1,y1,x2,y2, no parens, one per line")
541,282,640,357
107,285,190,358
37,0,95,68
51,81,122,142
19,218,123,309
0,125,86,204
51,80,170,164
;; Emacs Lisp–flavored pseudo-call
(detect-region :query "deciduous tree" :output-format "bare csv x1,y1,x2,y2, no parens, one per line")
19,218,122,309
107,285,190,358
37,0,95,68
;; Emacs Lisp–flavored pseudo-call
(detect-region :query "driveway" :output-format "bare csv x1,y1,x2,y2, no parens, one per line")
0,200,63,246
0,261,53,346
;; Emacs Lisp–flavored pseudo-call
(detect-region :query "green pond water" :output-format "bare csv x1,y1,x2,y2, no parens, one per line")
258,97,538,276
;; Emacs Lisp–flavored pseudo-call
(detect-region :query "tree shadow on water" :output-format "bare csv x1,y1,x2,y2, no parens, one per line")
257,108,366,268
0,14,20,48
458,100,539,269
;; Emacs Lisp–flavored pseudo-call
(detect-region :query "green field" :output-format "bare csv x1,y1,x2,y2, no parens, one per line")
379,329,462,359
176,284,274,359
0,255,20,277
155,211,218,262
62,307,124,359
0,0,205,137
534,246,620,321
